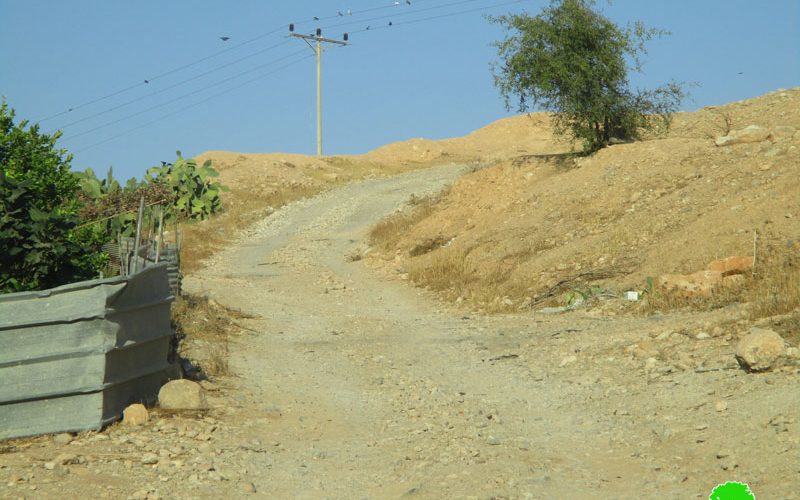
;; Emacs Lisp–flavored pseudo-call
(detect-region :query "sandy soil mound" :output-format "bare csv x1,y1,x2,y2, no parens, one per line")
368,88,800,313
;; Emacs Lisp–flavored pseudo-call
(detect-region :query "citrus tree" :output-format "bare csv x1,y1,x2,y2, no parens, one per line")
0,100,105,292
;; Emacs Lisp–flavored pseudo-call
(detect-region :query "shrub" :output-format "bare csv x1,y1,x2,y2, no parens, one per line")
490,0,686,153
0,101,105,292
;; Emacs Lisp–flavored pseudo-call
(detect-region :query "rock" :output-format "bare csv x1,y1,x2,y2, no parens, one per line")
658,270,723,297
158,380,208,411
141,453,159,465
695,332,711,340
55,453,82,465
559,355,577,367
241,482,257,494
735,328,787,372
772,125,796,141
487,436,501,445
43,462,56,470
123,404,149,426
714,401,728,412
52,433,74,445
722,274,745,288
715,125,771,146
707,256,754,276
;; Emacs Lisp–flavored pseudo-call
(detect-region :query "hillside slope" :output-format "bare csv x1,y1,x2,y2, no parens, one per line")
367,88,800,313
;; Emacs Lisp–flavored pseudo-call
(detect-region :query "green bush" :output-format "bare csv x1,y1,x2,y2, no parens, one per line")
145,151,228,222
491,0,686,153
0,100,106,293
0,173,103,292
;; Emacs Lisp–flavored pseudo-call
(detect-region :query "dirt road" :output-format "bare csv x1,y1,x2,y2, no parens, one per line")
2,164,796,499
185,164,798,499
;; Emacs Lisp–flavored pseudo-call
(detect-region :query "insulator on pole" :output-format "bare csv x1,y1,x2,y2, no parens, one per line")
316,28,322,37
343,33,349,41
289,23,295,32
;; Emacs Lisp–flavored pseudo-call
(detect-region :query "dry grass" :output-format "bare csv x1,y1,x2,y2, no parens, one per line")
368,190,449,253
642,232,800,345
746,236,800,345
171,293,256,378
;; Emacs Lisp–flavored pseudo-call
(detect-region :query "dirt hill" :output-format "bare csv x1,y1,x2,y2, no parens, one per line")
184,113,565,271
366,88,800,317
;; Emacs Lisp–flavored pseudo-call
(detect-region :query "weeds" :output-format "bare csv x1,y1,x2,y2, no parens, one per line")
642,233,800,345
171,293,256,378
368,189,449,253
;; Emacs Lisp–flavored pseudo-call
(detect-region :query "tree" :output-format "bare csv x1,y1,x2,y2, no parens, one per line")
0,100,77,210
0,100,104,292
490,0,686,153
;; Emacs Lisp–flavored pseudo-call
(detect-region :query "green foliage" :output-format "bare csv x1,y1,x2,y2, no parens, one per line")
145,151,228,222
490,0,686,153
0,101,107,292
0,173,102,292
0,99,77,210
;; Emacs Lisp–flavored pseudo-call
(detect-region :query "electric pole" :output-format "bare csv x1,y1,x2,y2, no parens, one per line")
289,26,348,156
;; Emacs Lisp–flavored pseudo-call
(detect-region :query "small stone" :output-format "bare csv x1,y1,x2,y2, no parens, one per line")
158,380,208,411
141,453,159,465
55,453,81,465
241,482,257,494
735,328,787,371
714,401,728,412
487,436,501,446
123,404,149,426
695,332,711,340
559,355,577,367
43,462,56,470
53,433,74,445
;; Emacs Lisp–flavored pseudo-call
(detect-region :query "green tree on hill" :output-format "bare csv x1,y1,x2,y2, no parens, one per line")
490,0,686,153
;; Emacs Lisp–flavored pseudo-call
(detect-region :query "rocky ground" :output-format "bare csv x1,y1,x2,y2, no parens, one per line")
1,164,797,499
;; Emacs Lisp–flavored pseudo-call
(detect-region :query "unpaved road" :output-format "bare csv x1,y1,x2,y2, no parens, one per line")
186,165,798,499
1,165,797,499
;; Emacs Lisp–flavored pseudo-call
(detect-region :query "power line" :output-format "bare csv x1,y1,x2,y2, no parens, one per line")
73,54,314,154
321,0,485,31
35,0,429,123
63,0,530,151
61,48,309,143
51,39,293,132
349,0,530,33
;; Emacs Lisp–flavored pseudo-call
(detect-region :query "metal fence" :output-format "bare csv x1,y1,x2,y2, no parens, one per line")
0,264,176,440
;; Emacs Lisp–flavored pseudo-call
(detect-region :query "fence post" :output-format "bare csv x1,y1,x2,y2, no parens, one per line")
131,197,145,274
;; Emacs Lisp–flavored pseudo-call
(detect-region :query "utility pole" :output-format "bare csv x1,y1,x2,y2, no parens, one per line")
289,26,348,156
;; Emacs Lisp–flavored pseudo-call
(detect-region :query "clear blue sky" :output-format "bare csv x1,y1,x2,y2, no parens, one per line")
1,0,798,181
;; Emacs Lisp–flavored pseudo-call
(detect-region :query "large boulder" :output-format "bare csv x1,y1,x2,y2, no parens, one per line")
158,379,208,410
658,270,723,298
707,256,753,276
735,328,787,372
715,125,771,146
